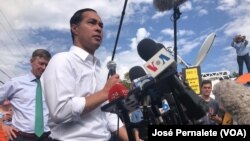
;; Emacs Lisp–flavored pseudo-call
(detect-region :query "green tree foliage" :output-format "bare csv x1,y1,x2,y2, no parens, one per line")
120,72,131,89
230,71,239,78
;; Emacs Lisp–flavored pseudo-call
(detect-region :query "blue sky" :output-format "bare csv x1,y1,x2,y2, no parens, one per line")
0,0,250,84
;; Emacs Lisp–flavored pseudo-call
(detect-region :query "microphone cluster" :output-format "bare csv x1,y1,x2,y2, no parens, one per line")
102,38,207,126
136,38,207,122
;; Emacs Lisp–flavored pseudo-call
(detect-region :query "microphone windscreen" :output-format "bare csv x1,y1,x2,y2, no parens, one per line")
153,0,187,11
137,38,162,61
213,80,250,124
128,66,147,82
107,61,116,70
108,83,128,102
156,43,165,49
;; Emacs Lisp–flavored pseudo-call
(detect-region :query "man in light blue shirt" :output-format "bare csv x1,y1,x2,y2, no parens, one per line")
0,49,52,141
231,35,250,76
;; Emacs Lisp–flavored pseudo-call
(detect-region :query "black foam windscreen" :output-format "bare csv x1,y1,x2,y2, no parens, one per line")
156,43,165,49
137,38,162,61
128,66,146,81
153,0,187,11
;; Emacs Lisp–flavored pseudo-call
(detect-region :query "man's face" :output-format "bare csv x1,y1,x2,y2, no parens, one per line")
73,11,103,54
201,83,212,96
31,56,49,78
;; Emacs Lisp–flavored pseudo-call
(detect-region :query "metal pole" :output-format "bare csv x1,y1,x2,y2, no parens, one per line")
173,7,181,64
107,0,128,80
111,0,128,61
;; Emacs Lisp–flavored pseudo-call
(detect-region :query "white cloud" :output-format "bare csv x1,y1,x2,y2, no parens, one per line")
0,0,152,83
222,0,250,38
0,0,152,31
97,27,150,82
178,29,195,36
198,9,208,16
216,0,237,11
180,1,193,12
1,0,250,83
137,28,151,42
152,11,168,20
161,28,174,38
161,28,194,38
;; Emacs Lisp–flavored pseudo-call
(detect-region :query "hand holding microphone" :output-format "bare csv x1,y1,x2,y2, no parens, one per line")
107,60,116,77
101,74,120,100
106,60,129,102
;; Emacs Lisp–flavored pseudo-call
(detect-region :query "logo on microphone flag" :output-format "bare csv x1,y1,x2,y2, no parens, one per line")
108,83,128,102
144,48,175,77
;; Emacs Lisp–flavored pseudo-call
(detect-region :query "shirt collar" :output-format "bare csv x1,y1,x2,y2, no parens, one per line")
28,71,37,82
69,45,100,66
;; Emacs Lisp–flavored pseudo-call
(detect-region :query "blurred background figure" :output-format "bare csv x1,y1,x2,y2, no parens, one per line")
199,80,223,125
236,73,250,87
213,80,250,124
0,102,8,141
0,100,13,125
231,35,250,76
0,49,52,141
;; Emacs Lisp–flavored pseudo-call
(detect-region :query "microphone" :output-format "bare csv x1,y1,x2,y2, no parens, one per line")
129,66,154,89
129,66,165,124
213,80,250,125
137,38,206,121
137,38,163,61
128,66,147,82
138,39,175,78
106,61,130,102
129,66,159,102
153,0,187,11
107,60,116,76
108,83,128,102
157,43,190,68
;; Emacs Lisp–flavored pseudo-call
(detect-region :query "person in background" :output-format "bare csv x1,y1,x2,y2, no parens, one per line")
199,80,223,125
212,80,250,125
213,80,234,125
0,106,8,141
0,49,52,141
231,35,250,76
130,108,144,141
0,100,13,125
41,8,128,141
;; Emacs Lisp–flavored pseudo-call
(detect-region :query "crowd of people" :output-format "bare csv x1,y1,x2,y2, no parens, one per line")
0,7,250,141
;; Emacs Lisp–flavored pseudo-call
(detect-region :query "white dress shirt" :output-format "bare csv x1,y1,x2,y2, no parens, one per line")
0,72,50,133
41,46,123,141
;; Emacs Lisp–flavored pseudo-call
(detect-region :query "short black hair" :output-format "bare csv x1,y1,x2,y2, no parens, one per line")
32,49,51,61
70,8,97,42
201,79,212,87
